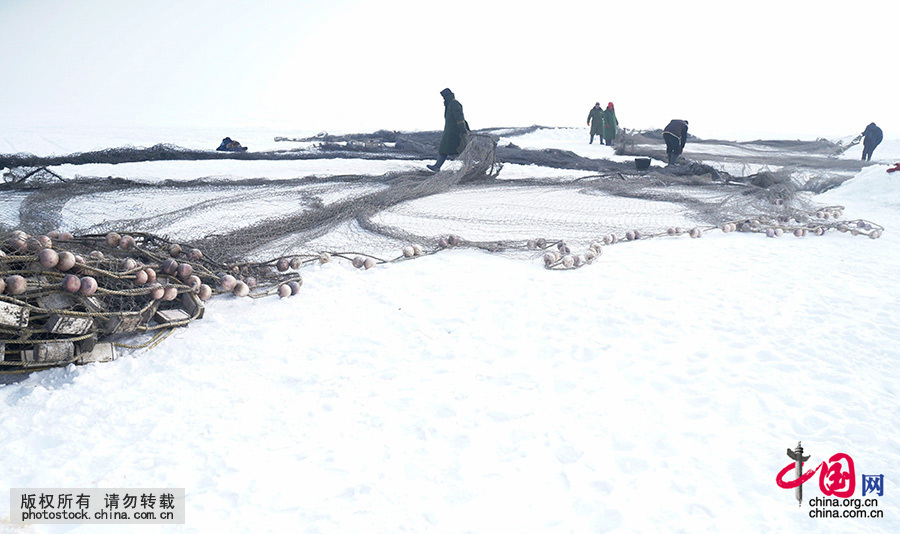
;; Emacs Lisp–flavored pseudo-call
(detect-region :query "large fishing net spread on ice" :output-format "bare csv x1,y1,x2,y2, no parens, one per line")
0,127,884,371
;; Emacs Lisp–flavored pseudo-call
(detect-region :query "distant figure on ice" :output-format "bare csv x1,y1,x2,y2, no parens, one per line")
861,123,883,161
602,102,618,146
427,88,470,172
663,119,689,165
587,102,603,144
217,137,248,152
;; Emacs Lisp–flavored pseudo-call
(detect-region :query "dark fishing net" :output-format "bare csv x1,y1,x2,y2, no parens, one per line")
1,127,884,372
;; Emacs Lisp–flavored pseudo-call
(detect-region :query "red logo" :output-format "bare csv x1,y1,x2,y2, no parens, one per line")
777,451,856,499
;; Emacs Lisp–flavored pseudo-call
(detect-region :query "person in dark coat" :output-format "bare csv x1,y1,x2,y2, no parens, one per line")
587,102,603,144
216,137,248,152
861,123,883,161
663,119,689,165
601,102,618,146
428,88,469,171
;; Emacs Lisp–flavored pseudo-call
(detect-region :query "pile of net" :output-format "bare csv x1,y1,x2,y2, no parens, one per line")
1,127,884,371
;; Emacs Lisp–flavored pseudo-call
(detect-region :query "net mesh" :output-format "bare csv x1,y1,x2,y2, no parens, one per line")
0,127,884,371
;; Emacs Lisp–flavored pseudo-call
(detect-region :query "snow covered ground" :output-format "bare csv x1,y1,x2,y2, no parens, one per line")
2,127,899,533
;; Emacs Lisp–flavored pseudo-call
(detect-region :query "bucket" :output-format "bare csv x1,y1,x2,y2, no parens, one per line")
635,157,651,171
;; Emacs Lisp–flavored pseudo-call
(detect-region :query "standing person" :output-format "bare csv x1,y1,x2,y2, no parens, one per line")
861,122,883,161
587,102,603,144
663,119,689,165
602,102,618,146
427,88,469,172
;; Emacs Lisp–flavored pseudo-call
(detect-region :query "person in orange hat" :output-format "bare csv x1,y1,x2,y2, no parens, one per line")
602,102,618,146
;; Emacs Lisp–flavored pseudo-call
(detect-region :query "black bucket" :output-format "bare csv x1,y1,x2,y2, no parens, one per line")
635,157,651,171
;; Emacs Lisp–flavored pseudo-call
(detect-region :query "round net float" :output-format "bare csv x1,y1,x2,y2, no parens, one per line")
59,232,74,241
774,228,784,237
198,284,213,300
47,230,60,239
561,255,574,268
161,258,177,275
26,237,42,252
869,230,881,239
188,248,202,261
56,251,76,272
220,274,237,291
37,235,52,248
412,244,424,256
233,281,250,297
5,237,26,253
89,250,104,260
150,284,165,300
793,229,803,237
38,248,59,269
543,252,556,267
288,281,302,295
690,228,702,238
119,235,135,250
0,278,5,294
352,256,365,268
79,276,98,296
402,246,415,258
438,237,449,248
584,250,597,263
448,234,461,246
276,258,290,271
278,284,292,298
106,232,121,247
187,275,201,291
61,274,81,293
163,286,178,301
289,257,302,269
120,258,137,271
245,277,258,288
319,252,331,263
814,227,825,236
535,238,547,248
169,244,182,257
634,230,642,239
625,231,635,241
145,267,157,283
573,255,584,267
134,269,149,285
363,258,376,269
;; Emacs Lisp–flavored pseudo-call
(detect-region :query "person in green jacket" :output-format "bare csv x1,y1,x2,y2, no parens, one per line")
587,102,603,144
428,88,470,171
601,102,618,146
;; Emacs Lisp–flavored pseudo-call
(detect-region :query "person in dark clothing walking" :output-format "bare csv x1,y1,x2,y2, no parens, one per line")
587,102,603,144
663,119,689,165
861,123,883,161
428,88,470,171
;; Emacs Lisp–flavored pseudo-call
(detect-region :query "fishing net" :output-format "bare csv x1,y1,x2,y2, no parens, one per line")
0,126,884,372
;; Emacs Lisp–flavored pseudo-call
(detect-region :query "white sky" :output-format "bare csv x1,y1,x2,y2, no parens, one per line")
0,0,895,140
